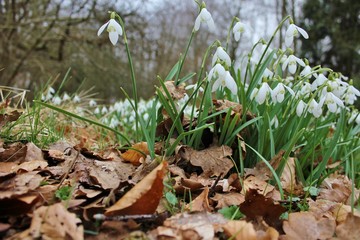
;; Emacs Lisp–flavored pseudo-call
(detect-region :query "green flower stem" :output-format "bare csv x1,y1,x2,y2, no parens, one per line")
175,30,195,85
116,14,139,141
225,17,238,51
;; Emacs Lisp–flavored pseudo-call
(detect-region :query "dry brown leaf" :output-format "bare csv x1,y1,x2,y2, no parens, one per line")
121,142,149,166
29,203,84,240
242,175,280,200
105,161,167,216
257,227,279,240
159,212,227,240
318,174,352,203
15,160,48,173
0,172,43,199
179,145,233,177
222,220,257,240
187,187,212,212
282,212,335,240
335,213,360,240
239,189,286,230
280,157,303,194
0,142,27,163
212,192,245,209
158,81,186,100
0,110,21,128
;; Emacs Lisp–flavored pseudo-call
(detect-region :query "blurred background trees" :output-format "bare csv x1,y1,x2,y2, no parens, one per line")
0,0,358,103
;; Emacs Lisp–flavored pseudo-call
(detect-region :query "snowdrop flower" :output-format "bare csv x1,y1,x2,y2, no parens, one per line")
300,65,313,78
285,23,309,47
52,96,62,105
94,107,100,115
282,55,305,74
308,99,322,118
232,21,251,41
343,85,360,105
299,82,312,98
211,70,237,95
348,110,360,125
320,91,344,113
101,106,108,114
109,117,119,128
271,115,279,128
194,8,215,32
311,74,328,91
185,84,204,93
262,68,273,79
271,82,294,103
296,100,306,117
208,63,226,82
212,46,231,66
73,95,81,103
89,100,97,107
63,93,71,101
97,18,123,45
251,82,272,105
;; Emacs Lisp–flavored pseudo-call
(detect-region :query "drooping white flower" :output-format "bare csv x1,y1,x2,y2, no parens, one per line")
311,74,328,91
194,8,215,32
296,100,306,117
63,93,70,101
308,99,322,118
262,68,273,79
212,47,231,66
73,95,81,103
208,63,226,82
271,82,294,103
52,96,62,105
251,82,271,105
299,82,312,98
89,99,97,107
94,107,100,114
320,91,344,113
211,70,237,95
282,55,305,74
232,21,251,41
285,23,309,47
97,19,123,45
300,65,313,78
101,106,108,114
348,110,360,125
343,85,360,105
271,115,279,128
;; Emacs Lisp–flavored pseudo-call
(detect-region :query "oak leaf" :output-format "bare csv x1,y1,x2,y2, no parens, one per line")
105,161,167,216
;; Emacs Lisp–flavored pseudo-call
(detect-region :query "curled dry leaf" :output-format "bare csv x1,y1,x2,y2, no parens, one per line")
0,172,43,199
222,220,257,240
318,174,352,203
280,157,303,194
29,203,84,240
121,142,149,166
105,161,167,216
282,212,335,240
158,81,186,100
335,213,360,240
0,110,21,128
239,189,286,230
179,145,233,177
186,187,212,212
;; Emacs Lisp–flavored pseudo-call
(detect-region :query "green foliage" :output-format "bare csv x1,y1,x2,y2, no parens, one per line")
55,186,72,201
218,206,244,220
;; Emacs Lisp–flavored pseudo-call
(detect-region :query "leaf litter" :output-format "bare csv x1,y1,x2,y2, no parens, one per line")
0,103,360,240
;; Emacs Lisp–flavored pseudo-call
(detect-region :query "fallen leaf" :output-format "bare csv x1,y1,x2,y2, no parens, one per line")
158,81,186,100
121,142,149,166
15,160,48,173
187,187,212,212
242,175,280,200
282,212,335,240
0,172,43,199
239,189,286,230
335,213,360,240
105,161,167,216
29,203,84,240
155,212,227,240
318,174,352,203
222,220,257,240
0,110,21,128
280,157,303,194
212,192,245,209
179,145,233,177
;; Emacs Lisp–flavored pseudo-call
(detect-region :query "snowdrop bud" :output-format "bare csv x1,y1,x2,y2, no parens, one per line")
296,100,306,117
285,23,309,47
194,8,215,32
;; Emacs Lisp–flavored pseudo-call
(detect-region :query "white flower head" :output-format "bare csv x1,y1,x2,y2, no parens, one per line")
97,18,123,45
282,55,305,74
63,93,71,101
285,23,309,47
343,85,360,105
300,65,313,78
251,82,271,105
211,70,237,95
296,100,306,117
89,99,97,107
232,21,251,41
52,96,62,105
308,99,323,118
271,83,294,104
194,8,215,32
321,91,344,113
311,74,328,91
212,46,231,66
73,95,81,103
